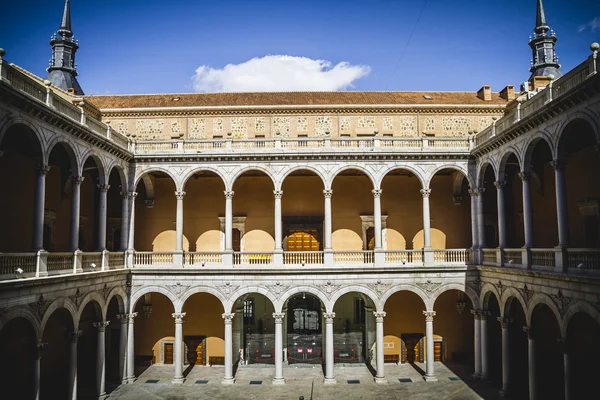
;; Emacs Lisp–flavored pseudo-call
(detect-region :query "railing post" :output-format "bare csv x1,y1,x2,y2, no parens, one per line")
101,250,108,271
275,138,281,149
324,136,331,149
106,121,112,140
44,80,54,107
0,49,11,84
78,101,86,125
73,250,83,274
589,43,598,77
422,137,429,148
225,138,232,150
491,117,498,136
554,247,568,273
35,250,48,277
177,140,184,152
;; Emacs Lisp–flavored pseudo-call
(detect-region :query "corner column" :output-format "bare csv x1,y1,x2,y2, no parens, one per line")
273,312,285,384
33,165,50,250
423,311,437,381
472,310,482,379
68,330,82,400
97,184,110,251
127,192,138,250
172,313,186,384
125,312,138,383
92,321,110,399
374,311,387,383
324,312,336,384
222,313,235,384
523,326,536,400
498,317,511,396
69,176,84,251
323,189,333,265
116,314,128,383
495,181,507,248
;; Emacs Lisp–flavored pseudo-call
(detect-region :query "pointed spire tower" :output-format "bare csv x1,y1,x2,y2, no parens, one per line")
45,0,84,95
528,0,562,80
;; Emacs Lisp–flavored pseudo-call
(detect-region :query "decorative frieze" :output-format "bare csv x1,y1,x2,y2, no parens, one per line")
231,117,247,138
441,116,470,137
398,116,417,137
213,118,223,134
273,117,290,136
189,118,206,139
136,119,164,139
296,116,308,132
254,117,266,133
315,116,332,136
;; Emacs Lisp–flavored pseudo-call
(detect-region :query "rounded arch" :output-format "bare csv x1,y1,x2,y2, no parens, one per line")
178,286,227,314
180,166,228,191
0,119,45,162
522,131,555,170
380,285,430,311
476,159,497,188
527,293,563,335
554,111,600,154
561,300,600,340
130,286,178,313
377,165,426,189
328,165,377,189
78,291,107,322
79,151,108,184
329,285,380,311
228,286,277,313
0,305,42,341
46,136,80,174
278,286,330,312
105,286,128,315
106,162,128,190
431,283,479,310
426,164,472,189
133,167,179,190
501,287,529,323
480,283,501,310
229,166,276,191
497,147,523,179
278,165,328,190
41,297,78,334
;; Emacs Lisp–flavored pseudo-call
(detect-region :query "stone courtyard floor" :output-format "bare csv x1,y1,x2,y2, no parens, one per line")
107,362,502,399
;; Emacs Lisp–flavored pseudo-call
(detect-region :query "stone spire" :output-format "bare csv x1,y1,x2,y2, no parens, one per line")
45,0,84,95
528,0,561,80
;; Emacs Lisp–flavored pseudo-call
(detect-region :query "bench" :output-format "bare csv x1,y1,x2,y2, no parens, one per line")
384,354,400,364
209,356,225,366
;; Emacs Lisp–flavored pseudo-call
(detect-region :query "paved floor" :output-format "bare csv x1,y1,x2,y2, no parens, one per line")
107,362,502,399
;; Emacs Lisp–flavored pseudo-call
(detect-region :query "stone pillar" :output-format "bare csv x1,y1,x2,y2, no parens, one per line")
469,189,480,249
498,317,511,396
364,306,375,364
472,310,482,379
374,311,387,383
476,188,486,248
126,312,138,383
68,330,82,400
33,165,50,250
273,312,285,384
69,176,84,251
97,184,110,251
324,312,336,384
33,342,44,400
480,311,490,379
423,311,437,381
274,190,283,251
116,314,128,383
175,191,186,251
119,192,129,251
523,326,536,400
372,189,383,249
551,160,569,247
222,313,235,384
495,181,507,248
420,189,432,248
127,192,137,251
559,340,571,400
323,189,333,250
224,191,234,251
92,321,110,399
519,172,534,248
172,313,186,384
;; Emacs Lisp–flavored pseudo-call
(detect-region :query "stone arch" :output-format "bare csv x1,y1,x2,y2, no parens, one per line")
133,166,178,190
554,111,600,156
180,166,228,191
79,151,108,185
561,300,600,340
41,297,79,334
0,118,45,163
480,283,501,310
380,285,430,311
46,136,80,174
229,166,277,191
0,305,42,341
476,159,497,188
501,287,529,323
106,162,128,190
278,286,331,312
522,130,555,170
78,291,107,322
377,165,426,189
105,286,128,315
278,165,327,190
426,164,472,189
431,283,479,311
130,286,178,314
328,165,377,190
228,286,278,313
329,285,380,311
527,293,563,336
497,147,523,179
178,286,228,314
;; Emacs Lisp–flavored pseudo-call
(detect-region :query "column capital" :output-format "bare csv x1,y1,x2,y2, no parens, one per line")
479,310,490,320
120,191,130,199
124,312,138,323
92,321,110,332
273,190,283,199
175,190,186,200
373,311,386,322
37,164,51,176
494,181,506,189
372,189,382,198
522,326,533,339
35,341,45,359
550,159,566,171
222,312,235,323
471,309,482,320
70,175,84,185
97,184,111,192
272,312,285,323
497,316,512,329
323,312,336,323
556,338,571,354
420,188,432,198
468,187,481,197
518,171,531,182
172,312,186,324
116,314,129,324
423,310,436,321
323,189,333,199
69,330,83,343
224,190,235,200
129,191,138,199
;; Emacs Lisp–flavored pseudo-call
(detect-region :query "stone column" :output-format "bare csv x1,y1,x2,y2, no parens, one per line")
480,311,490,379
476,188,486,248
323,189,333,250
97,184,110,251
519,172,534,247
33,165,50,250
92,321,110,399
551,160,569,247
420,189,432,248
69,176,84,251
224,191,234,251
273,312,285,384
468,189,480,249
423,311,437,381
175,191,186,251
68,330,82,400
324,312,336,384
495,181,507,248
33,342,44,400
222,313,235,384
498,317,511,396
116,314,128,383
172,313,186,384
365,306,375,364
274,190,283,251
372,189,383,249
559,340,571,400
472,310,482,379
119,192,129,251
126,312,138,383
523,326,536,400
127,192,137,251
374,311,387,383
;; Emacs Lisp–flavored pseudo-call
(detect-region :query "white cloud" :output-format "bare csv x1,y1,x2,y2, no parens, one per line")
578,16,600,32
192,55,370,92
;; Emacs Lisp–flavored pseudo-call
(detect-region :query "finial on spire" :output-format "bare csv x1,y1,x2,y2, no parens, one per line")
57,0,73,38
535,0,550,34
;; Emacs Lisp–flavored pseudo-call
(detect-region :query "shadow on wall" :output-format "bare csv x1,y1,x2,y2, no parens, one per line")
412,229,446,249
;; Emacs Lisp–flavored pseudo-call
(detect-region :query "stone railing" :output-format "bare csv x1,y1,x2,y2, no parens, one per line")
233,252,273,265
333,251,374,264
433,249,472,264
184,252,223,266
567,249,600,270
0,253,37,278
133,252,174,267
384,250,423,265
108,252,126,269
283,251,324,265
531,248,556,268
503,249,524,267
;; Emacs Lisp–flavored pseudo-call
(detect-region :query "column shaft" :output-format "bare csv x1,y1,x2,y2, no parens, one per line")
520,172,534,247
526,332,536,400
126,313,137,383
472,311,482,378
119,193,129,251
423,311,437,381
495,181,506,248
469,190,479,249
273,313,285,384
68,331,81,400
172,313,186,384
33,166,50,250
33,344,43,400
481,314,490,379
373,190,382,249
117,315,128,383
477,189,486,248
224,191,234,251
421,189,432,248
93,322,109,398
374,311,386,383
97,185,110,251
563,349,570,400
222,313,235,384
323,190,333,250
324,312,336,383
553,161,569,246
69,176,84,251
499,318,511,395
127,192,137,250
175,191,185,251
274,191,283,250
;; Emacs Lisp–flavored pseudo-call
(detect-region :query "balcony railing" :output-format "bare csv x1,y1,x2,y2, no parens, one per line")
384,250,423,265
283,251,324,265
334,251,374,264
567,249,600,270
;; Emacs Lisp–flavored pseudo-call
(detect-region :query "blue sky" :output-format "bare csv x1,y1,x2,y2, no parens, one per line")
1,0,599,94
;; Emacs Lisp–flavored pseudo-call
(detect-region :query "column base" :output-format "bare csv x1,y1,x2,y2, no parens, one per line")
423,375,438,382
472,373,481,380
374,376,388,384
222,377,235,385
324,377,337,385
499,389,510,398
272,377,285,385
97,394,109,400
172,377,185,384
126,377,137,384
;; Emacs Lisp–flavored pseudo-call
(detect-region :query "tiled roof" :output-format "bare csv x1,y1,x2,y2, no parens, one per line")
85,91,508,109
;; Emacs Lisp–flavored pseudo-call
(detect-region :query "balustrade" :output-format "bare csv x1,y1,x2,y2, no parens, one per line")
0,253,37,277
531,249,556,268
433,249,471,263
108,252,125,269
46,252,74,272
81,252,102,272
333,251,374,264
567,249,600,270
503,249,523,266
184,252,223,266
283,251,323,265
232,252,273,265
384,250,423,264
